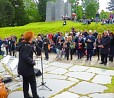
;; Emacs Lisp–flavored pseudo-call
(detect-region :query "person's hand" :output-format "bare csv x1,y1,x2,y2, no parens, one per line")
87,39,91,42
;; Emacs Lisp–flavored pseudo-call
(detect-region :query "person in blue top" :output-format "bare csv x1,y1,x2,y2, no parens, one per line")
85,30,95,61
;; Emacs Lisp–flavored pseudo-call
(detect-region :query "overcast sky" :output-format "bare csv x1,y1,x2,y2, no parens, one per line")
64,0,110,12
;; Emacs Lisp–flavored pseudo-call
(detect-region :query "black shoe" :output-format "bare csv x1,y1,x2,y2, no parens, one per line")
104,63,107,65
99,62,104,64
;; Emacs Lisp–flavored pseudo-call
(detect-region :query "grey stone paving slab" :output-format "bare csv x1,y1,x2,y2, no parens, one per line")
0,62,5,72
65,72,95,81
54,91,80,98
44,73,67,80
50,68,68,75
69,66,90,72
92,75,112,84
50,62,72,69
36,79,74,98
45,66,59,72
7,82,22,91
89,93,114,98
86,67,114,76
80,96,89,98
67,77,79,82
69,81,108,95
8,91,24,98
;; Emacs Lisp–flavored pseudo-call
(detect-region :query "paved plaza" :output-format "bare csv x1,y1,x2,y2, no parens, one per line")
0,54,114,98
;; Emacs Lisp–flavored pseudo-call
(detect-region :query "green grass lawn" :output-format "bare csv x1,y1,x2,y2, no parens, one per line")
0,21,114,39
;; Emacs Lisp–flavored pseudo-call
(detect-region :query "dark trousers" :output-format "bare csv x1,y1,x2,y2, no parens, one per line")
65,48,69,60
96,47,100,60
6,47,8,55
87,49,93,60
0,47,2,55
78,49,83,59
70,49,74,60
22,75,39,98
101,54,108,64
45,49,49,60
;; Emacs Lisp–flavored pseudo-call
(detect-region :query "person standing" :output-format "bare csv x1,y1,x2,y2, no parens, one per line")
99,31,111,65
36,36,43,56
109,32,114,62
43,36,50,61
85,30,95,61
0,37,3,55
96,34,102,60
17,31,40,98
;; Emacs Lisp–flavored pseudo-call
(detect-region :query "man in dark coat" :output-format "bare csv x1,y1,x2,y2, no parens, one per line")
99,31,111,65
85,30,95,61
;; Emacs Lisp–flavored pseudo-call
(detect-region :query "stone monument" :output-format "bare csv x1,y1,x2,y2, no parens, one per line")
46,0,71,21
46,1,55,21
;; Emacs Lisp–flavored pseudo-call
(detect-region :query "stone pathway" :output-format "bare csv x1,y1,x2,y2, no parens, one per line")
0,54,114,98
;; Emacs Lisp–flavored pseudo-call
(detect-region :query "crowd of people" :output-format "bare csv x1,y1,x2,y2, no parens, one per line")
0,29,114,98
0,28,114,65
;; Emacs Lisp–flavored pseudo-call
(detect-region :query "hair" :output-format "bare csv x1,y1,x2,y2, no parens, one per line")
97,34,102,39
23,31,34,42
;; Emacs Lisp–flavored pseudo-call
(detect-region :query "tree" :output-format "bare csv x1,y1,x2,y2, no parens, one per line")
9,0,26,26
107,0,114,11
100,10,110,19
23,0,40,22
77,5,83,20
0,0,14,27
82,0,99,19
38,0,47,22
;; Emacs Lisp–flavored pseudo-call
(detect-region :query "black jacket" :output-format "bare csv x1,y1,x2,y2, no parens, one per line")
85,35,95,49
17,42,35,76
100,35,110,54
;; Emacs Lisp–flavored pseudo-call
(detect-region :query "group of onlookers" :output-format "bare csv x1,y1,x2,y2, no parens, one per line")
0,28,114,65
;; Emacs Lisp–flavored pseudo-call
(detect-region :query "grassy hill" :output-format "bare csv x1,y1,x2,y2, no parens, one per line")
0,21,114,39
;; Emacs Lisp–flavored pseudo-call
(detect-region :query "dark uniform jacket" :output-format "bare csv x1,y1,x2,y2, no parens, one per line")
85,35,95,49
16,42,35,76
100,35,110,54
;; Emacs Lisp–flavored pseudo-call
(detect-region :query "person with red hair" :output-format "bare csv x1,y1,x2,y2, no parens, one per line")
17,31,40,98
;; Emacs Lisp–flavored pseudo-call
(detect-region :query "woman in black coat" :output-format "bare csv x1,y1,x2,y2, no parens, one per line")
17,31,40,98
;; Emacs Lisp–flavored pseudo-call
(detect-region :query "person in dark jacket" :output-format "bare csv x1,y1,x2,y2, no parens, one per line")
77,34,85,59
17,31,40,98
99,30,111,65
109,32,114,62
3,37,9,55
36,36,43,56
96,34,102,60
43,36,50,60
0,37,3,55
85,30,95,61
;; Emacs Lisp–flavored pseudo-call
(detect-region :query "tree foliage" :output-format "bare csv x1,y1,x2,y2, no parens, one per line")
82,0,99,19
107,0,114,11
23,0,40,22
38,0,47,22
0,0,14,27
100,10,110,19
9,0,26,26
